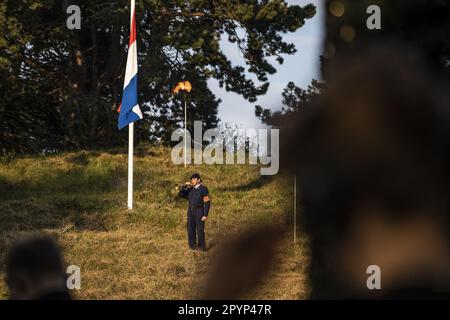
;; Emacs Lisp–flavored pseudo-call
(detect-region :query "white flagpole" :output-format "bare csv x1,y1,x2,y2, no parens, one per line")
128,122,134,210
184,97,187,168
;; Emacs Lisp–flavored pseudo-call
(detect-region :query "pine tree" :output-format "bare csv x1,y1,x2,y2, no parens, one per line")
0,0,316,153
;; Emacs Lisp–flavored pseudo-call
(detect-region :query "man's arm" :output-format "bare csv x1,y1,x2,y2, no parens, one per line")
178,184,192,199
202,186,211,217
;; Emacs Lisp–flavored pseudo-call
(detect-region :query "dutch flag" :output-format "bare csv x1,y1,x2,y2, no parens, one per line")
118,0,143,130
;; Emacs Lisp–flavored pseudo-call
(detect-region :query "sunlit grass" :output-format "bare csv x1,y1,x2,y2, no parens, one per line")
0,145,309,299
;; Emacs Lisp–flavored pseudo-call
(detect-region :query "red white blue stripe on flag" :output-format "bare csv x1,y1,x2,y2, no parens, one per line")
118,0,143,130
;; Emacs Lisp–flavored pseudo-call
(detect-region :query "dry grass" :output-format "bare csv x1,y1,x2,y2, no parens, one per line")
0,146,309,299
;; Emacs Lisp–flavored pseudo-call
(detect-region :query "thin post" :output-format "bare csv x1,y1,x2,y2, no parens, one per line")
184,96,187,168
294,175,297,243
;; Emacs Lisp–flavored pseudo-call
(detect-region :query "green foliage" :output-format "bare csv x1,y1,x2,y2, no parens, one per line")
0,0,316,153
255,79,323,127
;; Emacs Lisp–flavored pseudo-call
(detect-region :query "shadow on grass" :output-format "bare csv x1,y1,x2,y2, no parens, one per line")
217,175,273,192
1,164,123,201
88,146,157,158
0,196,111,233
0,165,124,237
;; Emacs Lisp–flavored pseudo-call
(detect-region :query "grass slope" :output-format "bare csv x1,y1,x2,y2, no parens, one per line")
0,146,309,299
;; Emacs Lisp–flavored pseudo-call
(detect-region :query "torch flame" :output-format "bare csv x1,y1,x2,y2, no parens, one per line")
173,80,192,94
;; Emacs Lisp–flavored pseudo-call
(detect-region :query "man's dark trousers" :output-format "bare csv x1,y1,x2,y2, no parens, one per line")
187,207,206,251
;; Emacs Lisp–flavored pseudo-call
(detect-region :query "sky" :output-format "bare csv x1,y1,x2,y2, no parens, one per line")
210,0,325,129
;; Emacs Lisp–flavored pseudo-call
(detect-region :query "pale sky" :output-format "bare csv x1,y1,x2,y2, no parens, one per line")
211,0,325,128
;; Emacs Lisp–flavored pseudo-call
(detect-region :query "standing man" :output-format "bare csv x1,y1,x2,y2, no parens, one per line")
178,173,211,251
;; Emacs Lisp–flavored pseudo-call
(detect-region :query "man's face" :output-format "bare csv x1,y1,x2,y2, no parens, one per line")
190,178,199,186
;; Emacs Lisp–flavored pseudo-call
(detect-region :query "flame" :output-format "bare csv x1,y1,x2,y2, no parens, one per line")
173,80,192,94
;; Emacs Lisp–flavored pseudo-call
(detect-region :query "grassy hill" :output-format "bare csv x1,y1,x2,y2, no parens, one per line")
0,146,309,299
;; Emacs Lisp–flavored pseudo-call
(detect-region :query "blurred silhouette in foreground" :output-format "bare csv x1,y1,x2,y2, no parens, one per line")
201,46,450,299
5,235,71,300
324,0,450,79
286,45,450,299
200,225,285,299
199,1,450,300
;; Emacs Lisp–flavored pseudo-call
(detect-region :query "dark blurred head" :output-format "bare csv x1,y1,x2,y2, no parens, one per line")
286,45,450,298
200,225,284,299
5,235,68,300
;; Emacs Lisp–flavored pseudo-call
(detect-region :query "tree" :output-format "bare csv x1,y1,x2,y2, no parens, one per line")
0,0,316,153
257,0,450,128
255,79,323,127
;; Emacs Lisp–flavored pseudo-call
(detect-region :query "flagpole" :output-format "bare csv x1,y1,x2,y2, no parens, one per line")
184,95,187,168
118,0,140,211
128,122,134,210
